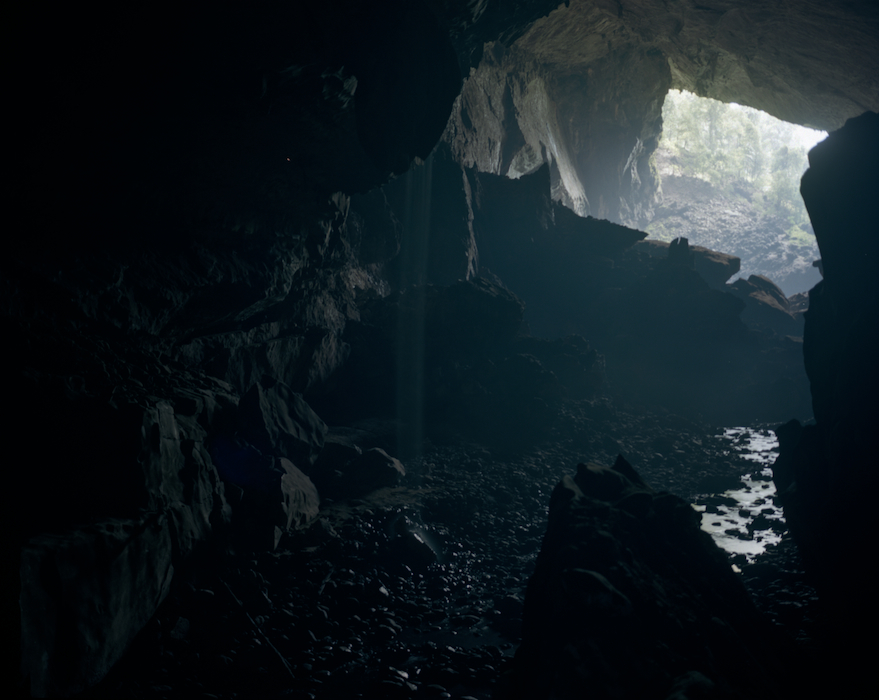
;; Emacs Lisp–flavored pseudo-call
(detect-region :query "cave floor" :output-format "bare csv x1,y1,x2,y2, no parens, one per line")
81,401,820,700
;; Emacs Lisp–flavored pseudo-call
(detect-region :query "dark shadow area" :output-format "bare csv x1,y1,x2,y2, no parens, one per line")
7,2,879,699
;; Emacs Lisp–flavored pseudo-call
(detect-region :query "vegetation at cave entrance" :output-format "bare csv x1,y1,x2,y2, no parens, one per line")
646,90,827,294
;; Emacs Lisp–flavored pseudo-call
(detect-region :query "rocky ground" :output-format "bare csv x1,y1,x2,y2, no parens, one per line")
80,400,821,700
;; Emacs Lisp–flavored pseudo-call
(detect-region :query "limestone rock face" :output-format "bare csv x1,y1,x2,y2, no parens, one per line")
445,40,669,226
444,0,879,226
513,0,878,131
502,455,789,700
239,378,328,468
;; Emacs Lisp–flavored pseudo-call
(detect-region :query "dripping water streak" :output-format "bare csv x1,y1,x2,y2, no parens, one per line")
396,154,433,461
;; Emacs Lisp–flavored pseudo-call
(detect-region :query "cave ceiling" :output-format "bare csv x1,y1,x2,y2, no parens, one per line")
511,0,879,131
19,1,877,245
443,0,879,224
12,0,879,326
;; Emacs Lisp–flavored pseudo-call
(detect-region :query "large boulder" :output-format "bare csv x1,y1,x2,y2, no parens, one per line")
12,371,234,698
211,439,320,551
311,445,406,500
500,455,794,700
728,275,803,337
20,513,175,697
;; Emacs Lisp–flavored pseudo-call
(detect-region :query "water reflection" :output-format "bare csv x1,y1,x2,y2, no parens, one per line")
692,427,786,562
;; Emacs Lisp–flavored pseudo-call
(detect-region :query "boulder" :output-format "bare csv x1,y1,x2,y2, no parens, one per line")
744,274,789,310
787,291,810,320
274,458,320,536
361,447,404,487
10,358,235,698
20,512,175,697
634,239,741,289
312,446,405,500
212,440,319,550
501,455,793,700
692,247,742,290
239,377,327,467
728,275,802,337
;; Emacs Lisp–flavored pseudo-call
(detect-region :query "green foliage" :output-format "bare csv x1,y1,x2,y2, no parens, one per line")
787,224,815,248
658,90,822,249
645,220,676,243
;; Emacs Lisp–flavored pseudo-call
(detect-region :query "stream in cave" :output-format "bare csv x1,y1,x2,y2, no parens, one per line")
693,427,786,564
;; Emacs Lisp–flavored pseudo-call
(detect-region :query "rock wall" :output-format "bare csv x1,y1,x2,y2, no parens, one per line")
772,112,879,681
443,39,669,225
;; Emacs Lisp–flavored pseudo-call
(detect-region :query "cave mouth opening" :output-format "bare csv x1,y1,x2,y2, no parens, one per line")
645,89,828,297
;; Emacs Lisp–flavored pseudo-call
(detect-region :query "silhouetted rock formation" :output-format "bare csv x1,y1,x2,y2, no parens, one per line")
469,167,811,422
728,274,803,337
501,455,794,700
634,239,742,289
772,111,879,685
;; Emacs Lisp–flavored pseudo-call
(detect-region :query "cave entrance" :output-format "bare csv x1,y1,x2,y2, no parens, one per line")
645,90,827,296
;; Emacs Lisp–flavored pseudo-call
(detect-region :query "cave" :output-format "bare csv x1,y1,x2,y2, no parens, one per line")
8,2,879,698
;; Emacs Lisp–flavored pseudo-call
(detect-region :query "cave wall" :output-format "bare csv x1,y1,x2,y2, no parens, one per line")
444,0,879,226
8,0,879,695
444,41,669,226
773,112,879,647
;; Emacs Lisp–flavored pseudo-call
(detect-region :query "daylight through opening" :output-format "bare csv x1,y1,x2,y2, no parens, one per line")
645,90,828,296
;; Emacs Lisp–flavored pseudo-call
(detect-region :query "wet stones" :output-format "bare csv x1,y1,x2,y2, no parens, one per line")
70,409,817,700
